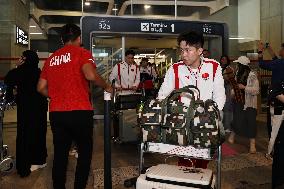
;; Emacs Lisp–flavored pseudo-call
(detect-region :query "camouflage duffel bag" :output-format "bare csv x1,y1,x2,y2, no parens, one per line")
161,86,197,146
137,99,165,143
191,99,225,148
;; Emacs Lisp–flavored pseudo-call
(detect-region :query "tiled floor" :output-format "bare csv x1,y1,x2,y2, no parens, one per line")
0,110,272,189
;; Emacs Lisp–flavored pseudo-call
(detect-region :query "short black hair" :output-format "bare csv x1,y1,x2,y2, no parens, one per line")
177,31,204,48
125,50,135,56
61,24,81,44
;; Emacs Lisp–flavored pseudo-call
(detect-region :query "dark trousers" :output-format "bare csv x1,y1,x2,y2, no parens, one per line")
232,103,257,138
50,110,93,189
16,106,47,177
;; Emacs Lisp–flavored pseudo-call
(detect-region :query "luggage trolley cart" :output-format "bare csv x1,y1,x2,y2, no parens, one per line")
138,142,222,189
122,84,222,188
112,90,142,143
0,83,15,174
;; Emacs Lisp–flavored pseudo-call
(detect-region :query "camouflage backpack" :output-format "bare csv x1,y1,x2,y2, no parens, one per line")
191,99,225,148
138,86,196,145
137,98,164,143
161,87,197,146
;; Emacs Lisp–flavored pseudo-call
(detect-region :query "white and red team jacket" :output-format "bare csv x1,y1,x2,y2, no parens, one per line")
109,61,140,94
157,58,226,110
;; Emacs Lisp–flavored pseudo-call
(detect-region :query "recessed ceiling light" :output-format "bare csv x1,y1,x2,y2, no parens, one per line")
85,2,90,6
144,5,151,9
29,25,36,28
96,36,114,38
30,32,43,35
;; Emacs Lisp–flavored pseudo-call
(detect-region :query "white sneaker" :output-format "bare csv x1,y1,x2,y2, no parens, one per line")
30,163,47,172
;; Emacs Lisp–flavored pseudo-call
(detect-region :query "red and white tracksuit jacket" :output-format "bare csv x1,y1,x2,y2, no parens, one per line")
109,61,140,94
139,65,158,89
157,58,226,110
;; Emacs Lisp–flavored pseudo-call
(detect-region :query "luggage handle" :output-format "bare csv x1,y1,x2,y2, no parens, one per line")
164,156,195,168
167,85,200,101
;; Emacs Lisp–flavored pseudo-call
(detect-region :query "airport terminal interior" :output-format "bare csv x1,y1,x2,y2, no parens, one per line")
0,0,284,188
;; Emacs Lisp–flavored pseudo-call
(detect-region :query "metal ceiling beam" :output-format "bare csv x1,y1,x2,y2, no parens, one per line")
32,8,105,22
123,13,200,21
86,0,114,15
118,0,229,16
45,23,80,31
31,1,109,22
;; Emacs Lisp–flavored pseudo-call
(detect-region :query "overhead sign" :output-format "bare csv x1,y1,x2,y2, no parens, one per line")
81,16,228,54
83,16,225,35
16,26,28,46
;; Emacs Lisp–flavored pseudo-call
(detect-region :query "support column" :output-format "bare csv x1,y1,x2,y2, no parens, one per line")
0,0,30,78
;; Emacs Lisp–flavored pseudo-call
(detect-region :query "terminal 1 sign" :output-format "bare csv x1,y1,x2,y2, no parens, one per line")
81,16,228,54
82,16,224,35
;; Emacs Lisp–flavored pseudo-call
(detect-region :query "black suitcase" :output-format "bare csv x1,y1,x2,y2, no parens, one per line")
115,93,142,110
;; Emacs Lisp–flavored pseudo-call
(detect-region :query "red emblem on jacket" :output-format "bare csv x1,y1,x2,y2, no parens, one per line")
202,73,209,80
